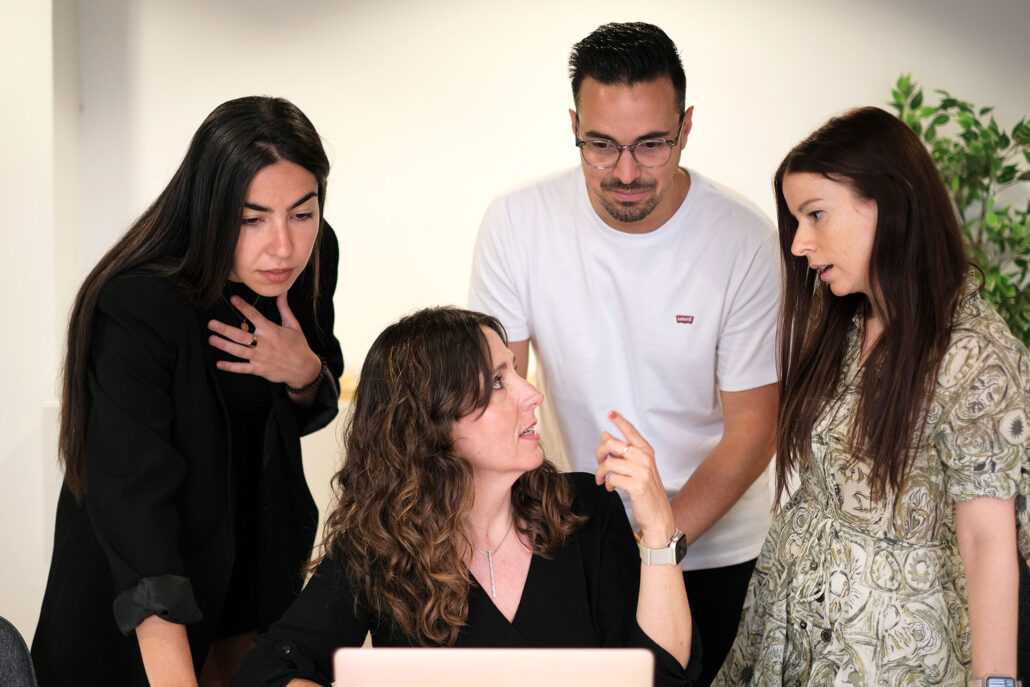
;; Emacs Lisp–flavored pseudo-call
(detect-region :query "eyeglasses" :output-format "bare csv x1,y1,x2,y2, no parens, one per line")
574,114,685,170
576,136,681,169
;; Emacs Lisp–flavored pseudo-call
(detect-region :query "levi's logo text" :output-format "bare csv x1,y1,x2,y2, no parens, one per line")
676,315,694,324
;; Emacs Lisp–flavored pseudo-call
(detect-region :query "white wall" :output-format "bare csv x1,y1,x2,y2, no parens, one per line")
0,0,60,641
2,0,1028,642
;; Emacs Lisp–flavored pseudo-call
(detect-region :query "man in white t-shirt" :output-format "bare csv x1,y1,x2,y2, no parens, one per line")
468,22,780,684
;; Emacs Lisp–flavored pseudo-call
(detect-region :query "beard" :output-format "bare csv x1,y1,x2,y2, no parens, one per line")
598,179,661,223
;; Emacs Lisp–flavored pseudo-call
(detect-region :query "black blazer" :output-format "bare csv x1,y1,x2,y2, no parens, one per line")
32,227,343,686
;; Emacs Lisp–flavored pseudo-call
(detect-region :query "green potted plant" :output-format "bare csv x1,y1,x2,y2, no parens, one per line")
890,74,1030,346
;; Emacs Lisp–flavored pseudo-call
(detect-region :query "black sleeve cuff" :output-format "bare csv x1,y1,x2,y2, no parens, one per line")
296,365,340,437
628,619,703,687
231,636,329,687
112,574,203,634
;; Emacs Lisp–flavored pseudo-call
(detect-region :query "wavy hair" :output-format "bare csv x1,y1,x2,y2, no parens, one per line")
774,106,968,503
59,96,330,500
320,307,585,645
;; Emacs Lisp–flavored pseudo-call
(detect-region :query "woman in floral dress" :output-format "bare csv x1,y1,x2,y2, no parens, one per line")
714,107,1028,686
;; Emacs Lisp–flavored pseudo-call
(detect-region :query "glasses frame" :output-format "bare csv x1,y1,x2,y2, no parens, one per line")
574,113,686,170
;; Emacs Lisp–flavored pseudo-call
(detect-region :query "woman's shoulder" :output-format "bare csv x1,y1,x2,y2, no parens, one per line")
98,273,195,321
939,289,1029,391
564,471,622,518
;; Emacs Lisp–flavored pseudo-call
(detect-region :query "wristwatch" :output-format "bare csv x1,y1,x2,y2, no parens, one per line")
638,529,687,565
971,677,1020,687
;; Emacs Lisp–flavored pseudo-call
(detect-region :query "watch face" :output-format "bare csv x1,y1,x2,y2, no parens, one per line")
674,534,687,563
985,678,1016,687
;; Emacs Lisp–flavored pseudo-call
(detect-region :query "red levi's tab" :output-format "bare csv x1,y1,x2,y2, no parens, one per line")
676,315,694,324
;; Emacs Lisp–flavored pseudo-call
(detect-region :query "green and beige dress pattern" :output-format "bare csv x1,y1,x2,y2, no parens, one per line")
715,286,1030,686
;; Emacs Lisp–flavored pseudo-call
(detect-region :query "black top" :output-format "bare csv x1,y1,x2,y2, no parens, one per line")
31,226,343,686
211,280,278,638
233,473,701,687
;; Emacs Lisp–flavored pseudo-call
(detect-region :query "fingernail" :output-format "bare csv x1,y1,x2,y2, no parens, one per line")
608,410,617,419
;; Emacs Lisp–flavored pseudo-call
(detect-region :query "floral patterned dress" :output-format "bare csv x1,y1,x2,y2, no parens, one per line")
714,286,1030,686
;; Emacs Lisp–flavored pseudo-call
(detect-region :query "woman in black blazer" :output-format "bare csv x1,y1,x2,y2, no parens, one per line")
31,96,343,687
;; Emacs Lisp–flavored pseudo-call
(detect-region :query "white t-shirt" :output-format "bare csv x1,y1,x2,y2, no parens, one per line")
469,166,781,570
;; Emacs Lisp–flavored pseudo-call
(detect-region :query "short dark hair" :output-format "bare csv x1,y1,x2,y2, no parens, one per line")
568,22,686,112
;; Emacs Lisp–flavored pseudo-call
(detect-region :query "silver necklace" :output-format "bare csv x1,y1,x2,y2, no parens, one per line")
474,519,514,599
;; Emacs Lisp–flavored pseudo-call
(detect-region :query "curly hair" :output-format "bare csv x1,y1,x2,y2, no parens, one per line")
319,307,585,645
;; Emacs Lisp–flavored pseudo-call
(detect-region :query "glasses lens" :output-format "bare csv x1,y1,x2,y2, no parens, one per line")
582,141,619,168
632,140,673,168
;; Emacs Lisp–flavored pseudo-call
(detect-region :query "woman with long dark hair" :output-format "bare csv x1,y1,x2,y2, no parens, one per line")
715,106,1029,685
233,307,698,687
31,96,343,687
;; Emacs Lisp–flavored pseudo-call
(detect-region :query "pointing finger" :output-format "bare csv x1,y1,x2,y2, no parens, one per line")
607,410,650,450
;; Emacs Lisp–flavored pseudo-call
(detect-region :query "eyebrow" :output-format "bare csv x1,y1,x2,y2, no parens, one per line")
244,191,318,213
492,361,509,376
796,198,823,213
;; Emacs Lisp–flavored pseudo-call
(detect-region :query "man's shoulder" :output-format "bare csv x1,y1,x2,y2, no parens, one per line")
685,170,774,239
490,167,583,211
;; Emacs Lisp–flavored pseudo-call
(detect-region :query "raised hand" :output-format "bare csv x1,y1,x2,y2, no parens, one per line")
595,410,676,548
207,292,322,390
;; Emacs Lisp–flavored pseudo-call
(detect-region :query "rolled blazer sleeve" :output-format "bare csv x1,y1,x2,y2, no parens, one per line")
85,278,203,633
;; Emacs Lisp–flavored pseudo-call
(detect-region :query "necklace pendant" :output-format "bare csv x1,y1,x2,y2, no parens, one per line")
241,321,250,332
486,550,497,598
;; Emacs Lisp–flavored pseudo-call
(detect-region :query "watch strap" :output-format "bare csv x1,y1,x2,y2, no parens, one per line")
638,529,687,565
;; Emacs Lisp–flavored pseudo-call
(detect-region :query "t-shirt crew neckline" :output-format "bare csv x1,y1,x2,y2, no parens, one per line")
578,166,696,247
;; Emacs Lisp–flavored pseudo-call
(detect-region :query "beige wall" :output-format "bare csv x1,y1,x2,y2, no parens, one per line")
1,0,1028,641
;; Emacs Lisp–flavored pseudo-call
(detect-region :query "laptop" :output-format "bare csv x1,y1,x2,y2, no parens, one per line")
333,647,654,687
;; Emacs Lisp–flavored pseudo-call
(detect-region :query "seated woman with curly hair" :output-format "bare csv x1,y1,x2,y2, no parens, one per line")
234,307,698,687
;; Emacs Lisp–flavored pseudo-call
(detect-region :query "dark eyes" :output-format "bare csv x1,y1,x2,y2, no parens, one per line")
586,139,664,151
241,212,314,226
492,375,503,390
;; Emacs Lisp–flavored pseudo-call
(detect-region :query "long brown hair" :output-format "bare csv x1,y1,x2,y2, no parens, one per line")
774,107,967,503
320,307,584,645
59,96,330,500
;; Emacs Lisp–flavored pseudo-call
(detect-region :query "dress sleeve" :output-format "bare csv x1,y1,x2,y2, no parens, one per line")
288,221,344,437
936,321,1028,502
580,475,702,686
232,555,370,687
84,278,202,633
468,196,531,343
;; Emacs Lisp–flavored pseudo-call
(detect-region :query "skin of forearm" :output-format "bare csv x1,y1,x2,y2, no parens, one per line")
637,558,692,668
957,498,1018,677
284,351,323,408
671,428,775,545
136,615,198,687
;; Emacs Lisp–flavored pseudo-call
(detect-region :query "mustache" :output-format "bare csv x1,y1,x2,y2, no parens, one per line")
601,179,656,192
